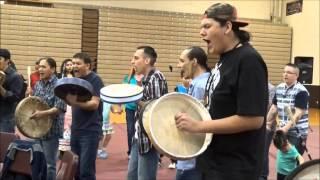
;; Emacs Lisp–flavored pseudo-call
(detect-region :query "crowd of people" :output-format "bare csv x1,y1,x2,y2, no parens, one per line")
0,2,312,180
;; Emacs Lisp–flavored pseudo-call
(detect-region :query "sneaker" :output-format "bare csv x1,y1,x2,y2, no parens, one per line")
97,149,108,159
168,162,176,169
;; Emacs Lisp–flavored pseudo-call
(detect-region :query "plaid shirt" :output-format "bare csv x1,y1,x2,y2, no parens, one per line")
33,75,66,139
135,69,168,154
274,82,309,137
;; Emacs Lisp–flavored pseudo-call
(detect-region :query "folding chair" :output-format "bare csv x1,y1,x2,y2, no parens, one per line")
56,150,78,180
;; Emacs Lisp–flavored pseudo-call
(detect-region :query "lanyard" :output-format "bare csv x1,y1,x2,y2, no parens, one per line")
204,63,221,107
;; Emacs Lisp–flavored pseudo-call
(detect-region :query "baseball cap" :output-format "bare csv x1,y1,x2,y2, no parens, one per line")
204,3,248,27
0,48,11,60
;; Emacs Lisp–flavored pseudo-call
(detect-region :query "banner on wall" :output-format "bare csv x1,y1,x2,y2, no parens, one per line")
286,0,303,16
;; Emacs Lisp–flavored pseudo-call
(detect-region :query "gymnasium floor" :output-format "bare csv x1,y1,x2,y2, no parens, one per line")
95,109,320,180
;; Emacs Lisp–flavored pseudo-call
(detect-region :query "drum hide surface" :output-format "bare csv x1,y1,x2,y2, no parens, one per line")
142,93,212,160
15,96,52,139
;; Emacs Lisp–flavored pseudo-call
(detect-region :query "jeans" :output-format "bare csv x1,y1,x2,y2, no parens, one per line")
176,168,202,180
125,108,136,155
0,115,15,133
71,132,100,180
277,173,286,180
37,136,59,180
127,139,159,180
259,129,275,180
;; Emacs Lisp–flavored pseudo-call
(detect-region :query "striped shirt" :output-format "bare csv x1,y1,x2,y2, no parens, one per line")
135,69,168,154
273,82,309,137
33,75,66,139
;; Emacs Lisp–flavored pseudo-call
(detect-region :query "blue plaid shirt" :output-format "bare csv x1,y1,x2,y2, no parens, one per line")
33,75,66,139
273,82,309,137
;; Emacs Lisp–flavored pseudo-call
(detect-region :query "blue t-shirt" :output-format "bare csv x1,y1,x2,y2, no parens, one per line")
277,145,300,175
102,102,111,124
123,75,138,110
175,84,188,93
71,72,104,135
177,72,210,170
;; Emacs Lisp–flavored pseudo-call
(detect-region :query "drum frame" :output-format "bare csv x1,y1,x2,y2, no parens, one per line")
54,77,94,102
100,93,143,104
285,159,320,180
100,84,143,104
0,71,5,85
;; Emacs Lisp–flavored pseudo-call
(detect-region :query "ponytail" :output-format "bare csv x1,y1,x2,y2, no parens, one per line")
234,29,251,43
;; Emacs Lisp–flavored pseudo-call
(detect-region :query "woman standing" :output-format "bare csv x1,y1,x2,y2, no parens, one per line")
122,67,143,158
58,59,74,152
59,58,74,78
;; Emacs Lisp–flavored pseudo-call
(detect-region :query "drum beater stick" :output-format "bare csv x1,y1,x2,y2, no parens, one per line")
27,66,31,97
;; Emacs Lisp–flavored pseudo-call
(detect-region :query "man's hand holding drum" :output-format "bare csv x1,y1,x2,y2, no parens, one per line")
65,93,78,106
30,110,49,120
175,112,201,133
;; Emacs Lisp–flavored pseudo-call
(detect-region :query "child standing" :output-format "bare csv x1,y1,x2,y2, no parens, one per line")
273,130,304,180
97,102,114,159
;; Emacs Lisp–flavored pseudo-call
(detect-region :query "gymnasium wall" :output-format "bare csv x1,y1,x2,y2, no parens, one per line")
49,0,272,20
97,7,291,90
0,3,292,91
0,4,82,76
282,0,319,86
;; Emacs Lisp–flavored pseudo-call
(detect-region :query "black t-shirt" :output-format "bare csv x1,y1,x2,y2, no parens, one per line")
71,72,104,135
197,43,268,180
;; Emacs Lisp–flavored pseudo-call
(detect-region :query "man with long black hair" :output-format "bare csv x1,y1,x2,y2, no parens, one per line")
175,3,268,180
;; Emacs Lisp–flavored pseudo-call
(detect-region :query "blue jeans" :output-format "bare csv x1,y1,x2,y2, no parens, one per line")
127,139,159,180
125,108,136,155
37,136,59,180
71,132,100,180
176,168,202,180
277,173,286,180
0,115,15,133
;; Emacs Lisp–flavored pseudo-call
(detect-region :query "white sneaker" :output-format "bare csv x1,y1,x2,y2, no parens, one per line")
97,149,108,159
168,162,176,169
